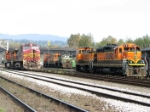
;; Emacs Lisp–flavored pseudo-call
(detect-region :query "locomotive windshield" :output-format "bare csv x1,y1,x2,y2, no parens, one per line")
23,46,30,50
124,47,140,52
23,46,39,50
82,49,92,53
124,47,134,51
32,46,39,50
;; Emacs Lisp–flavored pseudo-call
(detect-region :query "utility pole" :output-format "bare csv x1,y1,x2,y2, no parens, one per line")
47,41,50,54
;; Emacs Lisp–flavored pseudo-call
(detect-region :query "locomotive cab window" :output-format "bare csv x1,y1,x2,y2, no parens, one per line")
124,47,133,52
119,48,122,53
129,48,134,51
136,47,140,51
82,50,86,53
23,46,31,50
32,46,39,50
78,50,81,54
87,50,92,53
124,47,128,51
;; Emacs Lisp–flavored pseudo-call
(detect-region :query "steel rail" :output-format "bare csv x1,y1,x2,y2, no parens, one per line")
0,87,36,112
0,75,88,112
1,67,150,88
3,70,150,107
13,70,150,99
38,68,150,88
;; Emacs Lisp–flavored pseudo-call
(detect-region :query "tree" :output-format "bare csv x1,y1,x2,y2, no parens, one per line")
117,38,124,45
67,33,81,48
78,33,94,47
134,35,150,48
95,35,117,47
125,38,134,43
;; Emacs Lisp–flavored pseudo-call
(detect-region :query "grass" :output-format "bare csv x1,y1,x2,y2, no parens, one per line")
0,108,5,112
0,90,23,112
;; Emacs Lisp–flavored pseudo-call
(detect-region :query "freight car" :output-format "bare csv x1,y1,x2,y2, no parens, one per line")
76,43,147,77
43,53,76,69
4,43,41,70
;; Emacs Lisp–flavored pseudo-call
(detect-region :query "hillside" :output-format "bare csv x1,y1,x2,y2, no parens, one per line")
0,33,68,42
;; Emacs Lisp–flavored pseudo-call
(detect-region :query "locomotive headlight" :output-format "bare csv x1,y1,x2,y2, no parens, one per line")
136,60,145,64
138,60,144,64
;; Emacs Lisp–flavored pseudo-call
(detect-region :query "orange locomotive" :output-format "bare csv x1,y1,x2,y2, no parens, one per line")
76,43,146,76
43,53,62,68
5,43,41,70
43,53,51,67
43,53,76,68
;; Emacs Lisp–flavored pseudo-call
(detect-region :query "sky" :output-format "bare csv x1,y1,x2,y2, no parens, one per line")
0,0,150,42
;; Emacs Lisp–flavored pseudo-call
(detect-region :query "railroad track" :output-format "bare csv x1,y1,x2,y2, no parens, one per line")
3,69,150,108
1,66,150,88
0,75,88,112
38,67,150,88
0,86,36,112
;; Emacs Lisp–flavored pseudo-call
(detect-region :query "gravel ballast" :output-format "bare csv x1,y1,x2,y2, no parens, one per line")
1,70,150,112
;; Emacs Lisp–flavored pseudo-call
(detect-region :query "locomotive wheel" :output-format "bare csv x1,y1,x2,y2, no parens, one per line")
76,65,81,71
53,63,56,68
84,66,89,73
43,64,46,68
91,67,96,74
122,69,126,76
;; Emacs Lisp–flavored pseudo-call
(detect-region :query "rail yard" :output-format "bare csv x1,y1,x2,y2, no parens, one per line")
1,42,150,112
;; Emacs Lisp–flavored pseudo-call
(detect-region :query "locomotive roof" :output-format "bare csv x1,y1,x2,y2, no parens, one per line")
96,44,118,51
113,43,139,49
22,43,39,47
96,43,140,52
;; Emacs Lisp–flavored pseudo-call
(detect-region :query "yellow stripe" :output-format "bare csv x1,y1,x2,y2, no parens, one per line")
24,53,40,57
128,64,145,66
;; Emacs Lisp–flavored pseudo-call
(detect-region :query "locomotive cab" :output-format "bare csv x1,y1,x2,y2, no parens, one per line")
114,43,146,76
76,47,94,72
